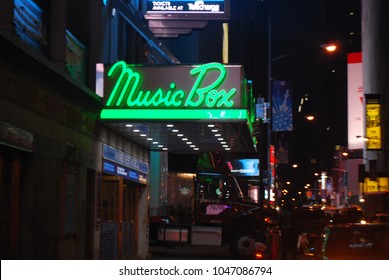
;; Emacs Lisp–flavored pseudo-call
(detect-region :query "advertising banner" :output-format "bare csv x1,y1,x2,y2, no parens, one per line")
363,177,389,193
347,52,364,150
365,95,382,150
14,0,44,49
272,80,293,131
275,132,289,164
66,31,87,84
226,159,259,177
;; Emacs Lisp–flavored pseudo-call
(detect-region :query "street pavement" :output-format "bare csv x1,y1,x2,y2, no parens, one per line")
149,243,236,260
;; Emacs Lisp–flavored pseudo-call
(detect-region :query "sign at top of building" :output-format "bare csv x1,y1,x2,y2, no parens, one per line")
145,0,230,20
100,61,250,121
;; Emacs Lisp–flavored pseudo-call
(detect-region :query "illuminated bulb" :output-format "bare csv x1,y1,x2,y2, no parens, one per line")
323,44,337,52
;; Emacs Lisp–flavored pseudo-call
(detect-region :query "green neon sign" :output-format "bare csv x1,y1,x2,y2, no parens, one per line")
105,61,237,109
100,109,248,120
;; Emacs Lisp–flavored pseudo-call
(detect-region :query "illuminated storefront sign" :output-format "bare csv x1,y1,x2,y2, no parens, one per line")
100,61,248,121
366,95,381,150
103,144,149,174
102,144,149,184
103,160,148,184
145,0,230,20
363,177,389,193
0,121,35,152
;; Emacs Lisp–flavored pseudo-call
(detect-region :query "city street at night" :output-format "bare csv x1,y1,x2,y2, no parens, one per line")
1,0,389,274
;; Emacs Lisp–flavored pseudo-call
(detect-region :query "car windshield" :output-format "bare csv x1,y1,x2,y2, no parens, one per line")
325,226,389,259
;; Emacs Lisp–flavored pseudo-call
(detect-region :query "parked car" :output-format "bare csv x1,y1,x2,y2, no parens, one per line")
304,223,389,260
325,205,365,224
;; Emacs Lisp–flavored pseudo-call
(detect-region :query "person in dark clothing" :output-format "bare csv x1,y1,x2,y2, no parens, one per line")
278,202,299,259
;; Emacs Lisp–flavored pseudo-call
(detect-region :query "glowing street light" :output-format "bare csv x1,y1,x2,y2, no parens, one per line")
272,43,338,62
356,135,369,142
306,115,315,121
321,43,337,53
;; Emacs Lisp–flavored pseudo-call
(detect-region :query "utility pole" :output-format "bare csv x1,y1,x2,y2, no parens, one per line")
266,13,272,205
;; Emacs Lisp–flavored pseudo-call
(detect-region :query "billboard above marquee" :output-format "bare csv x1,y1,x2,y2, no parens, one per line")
100,61,250,121
145,0,230,20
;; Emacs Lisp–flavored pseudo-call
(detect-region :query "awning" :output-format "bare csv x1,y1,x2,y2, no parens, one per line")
103,121,255,153
99,61,257,154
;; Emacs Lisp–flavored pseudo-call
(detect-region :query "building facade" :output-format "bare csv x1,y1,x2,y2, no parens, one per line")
0,0,180,260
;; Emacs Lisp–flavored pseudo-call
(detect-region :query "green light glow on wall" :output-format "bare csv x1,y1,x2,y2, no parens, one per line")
100,109,248,121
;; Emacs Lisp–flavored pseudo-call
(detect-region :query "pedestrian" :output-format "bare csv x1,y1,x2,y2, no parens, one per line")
278,201,298,259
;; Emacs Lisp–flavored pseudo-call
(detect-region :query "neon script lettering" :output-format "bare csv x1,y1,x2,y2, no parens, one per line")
105,61,236,108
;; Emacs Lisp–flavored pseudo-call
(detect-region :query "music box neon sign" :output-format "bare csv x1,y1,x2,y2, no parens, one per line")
100,61,248,121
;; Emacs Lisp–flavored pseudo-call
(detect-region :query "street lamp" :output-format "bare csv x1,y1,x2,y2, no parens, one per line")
322,43,337,52
306,115,315,121
271,43,338,62
262,14,339,207
356,135,369,142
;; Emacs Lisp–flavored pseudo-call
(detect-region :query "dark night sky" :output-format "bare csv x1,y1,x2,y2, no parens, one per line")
158,0,361,193
195,0,360,186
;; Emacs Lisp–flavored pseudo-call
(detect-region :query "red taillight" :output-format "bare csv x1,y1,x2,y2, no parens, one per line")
255,252,264,259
